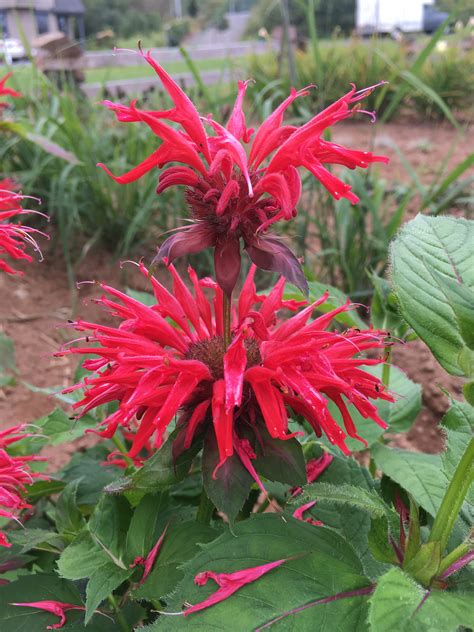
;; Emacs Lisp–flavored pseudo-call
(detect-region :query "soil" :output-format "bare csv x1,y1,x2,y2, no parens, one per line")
0,119,470,460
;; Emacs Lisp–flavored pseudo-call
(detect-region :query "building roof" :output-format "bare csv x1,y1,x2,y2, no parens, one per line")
54,0,84,14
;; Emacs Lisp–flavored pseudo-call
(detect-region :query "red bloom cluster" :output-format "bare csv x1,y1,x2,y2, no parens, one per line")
98,49,388,294
0,181,45,275
0,72,21,109
0,424,43,548
59,263,392,487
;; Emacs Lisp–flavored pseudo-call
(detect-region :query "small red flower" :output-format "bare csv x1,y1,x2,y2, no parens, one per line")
98,48,388,294
0,424,44,547
0,182,46,275
0,73,21,109
11,601,85,629
130,523,168,584
292,500,323,526
290,451,333,497
59,264,393,490
184,558,287,615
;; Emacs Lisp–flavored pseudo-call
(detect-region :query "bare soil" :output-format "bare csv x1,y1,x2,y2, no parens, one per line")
0,119,470,458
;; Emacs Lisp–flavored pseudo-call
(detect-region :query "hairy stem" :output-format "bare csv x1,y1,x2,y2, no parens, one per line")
429,438,474,552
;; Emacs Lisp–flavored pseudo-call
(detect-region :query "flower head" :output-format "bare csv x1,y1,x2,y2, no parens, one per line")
59,264,393,490
0,73,21,109
98,48,388,294
0,182,46,275
0,424,44,547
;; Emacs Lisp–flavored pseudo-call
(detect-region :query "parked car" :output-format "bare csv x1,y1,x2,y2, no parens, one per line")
0,38,27,63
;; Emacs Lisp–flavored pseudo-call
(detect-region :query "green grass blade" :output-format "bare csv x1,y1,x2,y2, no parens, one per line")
399,70,460,130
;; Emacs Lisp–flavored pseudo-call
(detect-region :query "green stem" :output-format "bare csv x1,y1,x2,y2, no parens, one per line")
429,438,474,552
382,346,392,388
107,594,129,632
223,292,232,349
437,537,473,576
111,434,135,469
196,490,215,525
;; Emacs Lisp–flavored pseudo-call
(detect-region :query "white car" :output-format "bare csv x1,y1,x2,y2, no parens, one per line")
0,38,27,63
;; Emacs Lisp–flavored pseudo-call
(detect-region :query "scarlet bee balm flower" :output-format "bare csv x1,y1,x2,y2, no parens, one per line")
59,263,393,492
98,48,388,295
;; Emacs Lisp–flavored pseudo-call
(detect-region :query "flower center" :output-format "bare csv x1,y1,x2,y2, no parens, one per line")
186,335,262,380
185,172,278,244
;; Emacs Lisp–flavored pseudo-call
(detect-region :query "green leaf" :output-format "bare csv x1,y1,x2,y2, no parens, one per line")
403,541,441,586
399,70,460,130
33,407,98,446
85,562,132,624
285,281,366,329
61,449,120,505
202,430,252,523
133,520,219,602
25,479,66,502
0,331,16,387
371,443,447,517
9,528,64,553
145,514,371,631
117,428,201,494
57,530,110,580
125,493,170,563
299,482,392,519
390,215,474,377
88,495,131,566
441,399,474,506
54,479,86,537
369,567,474,632
255,427,306,487
0,573,115,631
368,516,399,565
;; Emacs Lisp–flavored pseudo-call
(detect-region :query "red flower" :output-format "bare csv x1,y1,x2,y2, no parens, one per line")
184,558,287,615
292,500,323,526
290,451,333,497
11,601,85,629
0,182,46,275
0,73,21,109
130,523,168,584
0,425,44,548
98,49,388,294
58,264,393,490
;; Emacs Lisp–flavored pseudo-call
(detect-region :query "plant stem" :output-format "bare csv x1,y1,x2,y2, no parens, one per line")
196,490,215,525
382,346,392,387
107,594,129,632
223,292,232,349
437,538,473,577
111,434,135,468
428,438,474,552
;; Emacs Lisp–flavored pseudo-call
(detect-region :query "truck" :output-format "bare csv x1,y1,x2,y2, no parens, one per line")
356,0,449,36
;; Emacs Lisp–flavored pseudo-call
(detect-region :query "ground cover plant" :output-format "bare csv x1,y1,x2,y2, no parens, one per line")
0,44,473,632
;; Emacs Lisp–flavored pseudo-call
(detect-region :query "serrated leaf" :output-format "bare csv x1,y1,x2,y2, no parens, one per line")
369,567,474,632
254,427,306,487
299,482,392,519
88,495,131,566
33,407,97,446
9,528,64,553
441,399,474,506
54,479,86,537
61,449,120,505
202,430,252,523
371,443,447,517
144,514,370,631
57,530,109,580
25,478,66,502
128,428,201,493
390,215,474,377
133,520,219,602
85,562,132,624
125,493,169,563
